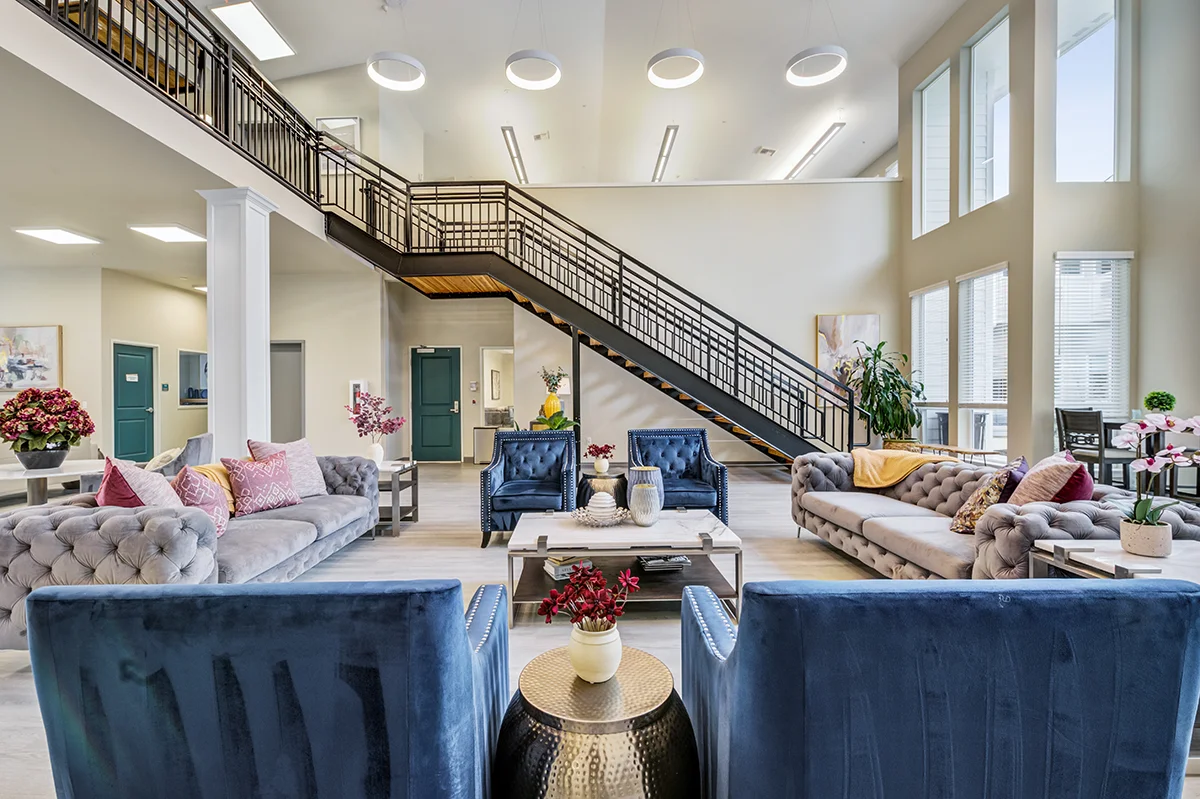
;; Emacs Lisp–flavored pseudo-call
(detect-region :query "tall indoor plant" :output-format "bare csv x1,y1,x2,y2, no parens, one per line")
0,387,95,469
345,391,406,466
844,341,924,449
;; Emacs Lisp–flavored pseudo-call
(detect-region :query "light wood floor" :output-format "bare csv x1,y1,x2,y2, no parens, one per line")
2,463,1198,797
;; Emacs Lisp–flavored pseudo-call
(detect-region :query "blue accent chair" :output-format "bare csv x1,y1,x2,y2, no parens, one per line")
628,428,728,523
481,430,577,547
683,579,1200,799
27,580,509,799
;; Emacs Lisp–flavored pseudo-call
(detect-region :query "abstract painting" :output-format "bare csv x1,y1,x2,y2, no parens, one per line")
0,326,61,391
816,314,880,387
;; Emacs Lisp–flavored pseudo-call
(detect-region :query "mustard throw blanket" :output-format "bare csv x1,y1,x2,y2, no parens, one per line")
851,447,954,489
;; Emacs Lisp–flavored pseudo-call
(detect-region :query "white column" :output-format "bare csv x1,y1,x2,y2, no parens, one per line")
198,187,278,459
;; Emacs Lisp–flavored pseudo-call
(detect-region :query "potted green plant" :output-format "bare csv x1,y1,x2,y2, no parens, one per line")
844,341,925,450
1144,391,1176,413
534,410,579,431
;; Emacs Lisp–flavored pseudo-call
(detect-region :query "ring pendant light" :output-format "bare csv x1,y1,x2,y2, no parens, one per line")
505,49,562,91
785,44,848,87
367,51,427,92
647,47,705,89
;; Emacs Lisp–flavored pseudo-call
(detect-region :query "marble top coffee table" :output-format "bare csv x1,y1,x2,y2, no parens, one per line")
1029,539,1200,581
0,459,107,506
506,510,742,627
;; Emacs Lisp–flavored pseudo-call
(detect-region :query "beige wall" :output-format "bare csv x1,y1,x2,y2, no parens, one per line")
482,348,514,410
271,270,385,456
100,269,208,456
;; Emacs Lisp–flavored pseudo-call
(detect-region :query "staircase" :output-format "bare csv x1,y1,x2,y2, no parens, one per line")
20,0,864,461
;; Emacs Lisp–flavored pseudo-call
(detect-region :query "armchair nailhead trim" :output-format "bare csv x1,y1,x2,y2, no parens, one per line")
684,586,736,662
470,586,505,654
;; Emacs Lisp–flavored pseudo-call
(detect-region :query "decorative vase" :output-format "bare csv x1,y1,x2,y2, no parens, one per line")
629,484,662,527
14,442,70,470
1120,519,1173,558
627,465,664,507
366,441,385,467
542,391,561,419
594,457,610,474
568,624,622,683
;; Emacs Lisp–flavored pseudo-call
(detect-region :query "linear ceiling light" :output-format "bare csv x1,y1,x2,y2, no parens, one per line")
367,51,427,92
130,225,206,243
501,126,529,184
651,125,679,183
194,286,209,293
647,48,705,89
786,45,848,87
506,49,562,91
14,227,101,245
785,122,845,179
211,1,294,61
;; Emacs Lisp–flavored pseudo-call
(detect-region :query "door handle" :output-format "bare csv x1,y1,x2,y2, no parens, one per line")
451,401,460,414
146,407,154,414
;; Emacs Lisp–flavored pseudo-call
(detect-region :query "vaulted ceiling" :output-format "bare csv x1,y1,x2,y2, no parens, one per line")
236,0,967,184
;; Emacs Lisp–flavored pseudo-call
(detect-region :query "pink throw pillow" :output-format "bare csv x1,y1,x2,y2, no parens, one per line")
222,451,302,517
96,458,184,508
172,466,230,537
247,438,326,498
1007,451,1094,505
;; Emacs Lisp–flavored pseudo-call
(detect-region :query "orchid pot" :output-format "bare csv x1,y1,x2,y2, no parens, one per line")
568,624,623,683
1120,519,1172,558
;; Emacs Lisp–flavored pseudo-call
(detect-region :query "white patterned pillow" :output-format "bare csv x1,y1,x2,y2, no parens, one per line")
114,458,183,508
247,438,326,498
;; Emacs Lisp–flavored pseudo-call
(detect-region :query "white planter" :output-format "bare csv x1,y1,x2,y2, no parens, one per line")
1120,519,1173,558
568,624,623,683
366,442,385,467
594,457,610,474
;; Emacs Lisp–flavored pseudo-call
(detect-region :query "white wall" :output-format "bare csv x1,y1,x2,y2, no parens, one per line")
271,270,385,456
276,66,381,160
100,269,208,456
482,348,514,410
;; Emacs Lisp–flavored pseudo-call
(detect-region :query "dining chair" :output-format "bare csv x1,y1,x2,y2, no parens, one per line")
1057,408,1135,488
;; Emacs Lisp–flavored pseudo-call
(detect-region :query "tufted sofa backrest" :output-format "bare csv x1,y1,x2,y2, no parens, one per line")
881,461,996,516
629,430,705,479
498,434,571,482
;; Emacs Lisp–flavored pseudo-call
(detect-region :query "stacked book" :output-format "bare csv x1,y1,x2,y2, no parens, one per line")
544,555,592,581
637,555,691,573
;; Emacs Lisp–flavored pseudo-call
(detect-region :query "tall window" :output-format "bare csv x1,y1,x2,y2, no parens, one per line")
1057,0,1116,181
970,17,1010,209
919,68,951,234
911,285,950,445
959,268,1008,454
1054,257,1131,417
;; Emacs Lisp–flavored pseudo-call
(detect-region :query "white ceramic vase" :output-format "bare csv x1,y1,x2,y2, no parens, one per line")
629,483,662,527
1120,519,1172,558
568,624,622,683
594,457,610,474
366,441,385,467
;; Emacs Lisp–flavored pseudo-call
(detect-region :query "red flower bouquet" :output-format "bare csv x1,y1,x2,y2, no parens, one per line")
0,387,94,453
537,565,640,631
585,443,615,460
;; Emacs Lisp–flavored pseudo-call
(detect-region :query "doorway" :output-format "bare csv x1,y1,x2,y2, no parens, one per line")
271,341,305,443
411,347,462,461
113,343,154,461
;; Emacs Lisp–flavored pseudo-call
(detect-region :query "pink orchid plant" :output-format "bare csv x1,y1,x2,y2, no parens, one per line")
1112,413,1200,525
345,391,406,444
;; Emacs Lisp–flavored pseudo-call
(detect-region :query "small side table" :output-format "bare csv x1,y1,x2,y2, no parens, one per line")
493,646,699,798
577,466,627,508
377,461,419,536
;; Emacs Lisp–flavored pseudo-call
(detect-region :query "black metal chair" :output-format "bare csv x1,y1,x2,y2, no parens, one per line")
1057,408,1135,488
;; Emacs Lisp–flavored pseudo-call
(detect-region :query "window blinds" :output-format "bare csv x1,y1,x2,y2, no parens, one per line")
958,268,1008,404
1053,258,1130,417
911,285,950,403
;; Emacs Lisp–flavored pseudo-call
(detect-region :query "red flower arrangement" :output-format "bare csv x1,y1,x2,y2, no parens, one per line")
345,391,406,443
585,442,615,460
0,388,95,452
537,565,641,631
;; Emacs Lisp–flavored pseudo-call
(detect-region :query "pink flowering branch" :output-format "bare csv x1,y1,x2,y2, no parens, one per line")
345,391,406,444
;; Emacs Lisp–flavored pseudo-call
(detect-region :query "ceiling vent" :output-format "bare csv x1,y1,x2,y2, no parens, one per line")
755,146,777,157
533,131,551,142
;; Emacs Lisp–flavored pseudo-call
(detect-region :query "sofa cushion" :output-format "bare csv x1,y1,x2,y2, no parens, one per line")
97,458,183,509
800,491,943,535
492,480,563,511
244,494,372,539
631,436,702,480
216,519,317,584
663,477,718,509
860,516,976,579
223,452,302,517
171,466,230,538
501,439,569,482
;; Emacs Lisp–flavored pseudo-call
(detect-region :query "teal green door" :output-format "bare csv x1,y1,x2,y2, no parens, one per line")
411,348,461,461
113,344,154,461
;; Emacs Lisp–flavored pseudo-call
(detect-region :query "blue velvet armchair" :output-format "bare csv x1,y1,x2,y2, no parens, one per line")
628,428,728,523
27,580,509,799
480,430,577,547
683,579,1200,799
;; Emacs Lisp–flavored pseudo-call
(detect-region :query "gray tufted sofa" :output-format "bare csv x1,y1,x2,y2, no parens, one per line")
0,456,378,649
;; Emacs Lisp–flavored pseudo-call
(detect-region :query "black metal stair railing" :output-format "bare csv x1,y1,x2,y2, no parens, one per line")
21,0,863,453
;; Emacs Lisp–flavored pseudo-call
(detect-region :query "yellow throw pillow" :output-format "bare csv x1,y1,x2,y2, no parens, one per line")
189,463,236,514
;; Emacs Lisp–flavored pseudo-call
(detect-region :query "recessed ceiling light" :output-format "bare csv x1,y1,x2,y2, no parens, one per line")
786,45,849,87
14,228,101,245
501,126,529,185
505,49,562,91
193,286,209,293
367,51,427,92
785,122,846,179
130,225,206,243
211,1,294,61
651,125,679,183
647,48,705,89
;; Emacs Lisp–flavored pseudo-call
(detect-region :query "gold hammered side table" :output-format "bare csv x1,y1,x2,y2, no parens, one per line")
493,646,700,798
